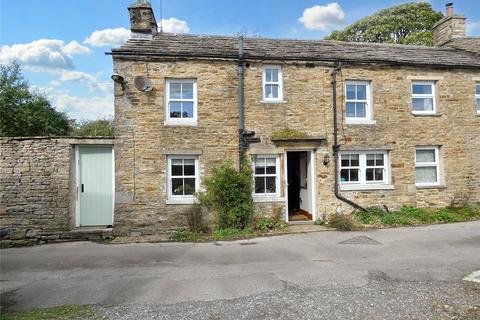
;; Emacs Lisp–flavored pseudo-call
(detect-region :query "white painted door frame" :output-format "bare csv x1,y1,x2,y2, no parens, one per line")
75,145,115,227
283,149,317,222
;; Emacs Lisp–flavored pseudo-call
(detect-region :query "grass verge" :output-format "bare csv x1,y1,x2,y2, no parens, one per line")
0,305,99,320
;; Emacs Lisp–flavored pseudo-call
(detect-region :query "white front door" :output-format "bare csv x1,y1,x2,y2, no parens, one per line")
77,146,114,226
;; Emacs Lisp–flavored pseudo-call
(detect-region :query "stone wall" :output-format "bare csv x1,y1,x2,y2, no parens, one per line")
113,56,480,236
0,137,114,246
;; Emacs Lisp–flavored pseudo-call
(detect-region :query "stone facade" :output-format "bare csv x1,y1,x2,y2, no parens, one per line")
0,137,114,246
113,56,480,236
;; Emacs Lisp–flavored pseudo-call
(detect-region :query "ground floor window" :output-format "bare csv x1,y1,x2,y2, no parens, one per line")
167,155,199,202
339,151,389,187
415,146,440,186
253,155,280,197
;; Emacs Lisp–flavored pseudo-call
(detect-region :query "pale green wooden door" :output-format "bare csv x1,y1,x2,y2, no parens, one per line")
79,146,113,226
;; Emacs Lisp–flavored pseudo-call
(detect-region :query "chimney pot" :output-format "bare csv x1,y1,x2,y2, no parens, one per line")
128,0,158,39
446,3,454,16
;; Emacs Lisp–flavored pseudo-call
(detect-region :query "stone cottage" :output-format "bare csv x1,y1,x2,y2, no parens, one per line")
107,2,479,237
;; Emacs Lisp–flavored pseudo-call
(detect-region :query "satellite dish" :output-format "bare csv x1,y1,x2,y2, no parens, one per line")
133,76,154,92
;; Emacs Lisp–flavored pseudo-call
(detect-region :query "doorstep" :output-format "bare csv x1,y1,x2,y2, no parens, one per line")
287,224,329,233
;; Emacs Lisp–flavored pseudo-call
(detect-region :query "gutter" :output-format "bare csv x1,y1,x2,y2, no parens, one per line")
331,62,367,212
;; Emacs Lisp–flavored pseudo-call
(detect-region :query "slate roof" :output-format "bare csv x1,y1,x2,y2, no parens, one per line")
111,33,480,69
445,38,480,55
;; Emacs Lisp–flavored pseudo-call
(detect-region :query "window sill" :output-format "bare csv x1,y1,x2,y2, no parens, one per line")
166,198,197,205
345,119,376,125
416,184,447,190
164,120,198,127
411,113,442,117
260,100,288,104
340,184,394,191
252,196,285,203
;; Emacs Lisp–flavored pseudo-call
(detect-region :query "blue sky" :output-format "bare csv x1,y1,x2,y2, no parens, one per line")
1,0,479,120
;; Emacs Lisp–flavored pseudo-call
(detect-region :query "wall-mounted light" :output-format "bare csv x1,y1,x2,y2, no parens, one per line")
323,153,330,166
111,73,126,92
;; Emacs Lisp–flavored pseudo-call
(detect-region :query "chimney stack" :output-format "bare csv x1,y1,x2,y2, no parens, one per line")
432,3,466,46
128,0,158,39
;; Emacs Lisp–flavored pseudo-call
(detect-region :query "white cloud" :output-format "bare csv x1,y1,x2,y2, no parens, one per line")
0,39,90,69
54,93,113,120
160,17,190,33
299,3,346,31
84,27,131,47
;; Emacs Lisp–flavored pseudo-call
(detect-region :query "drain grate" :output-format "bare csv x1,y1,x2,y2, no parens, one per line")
340,235,382,245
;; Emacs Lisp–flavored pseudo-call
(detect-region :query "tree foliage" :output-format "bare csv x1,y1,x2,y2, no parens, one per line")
72,118,114,137
325,2,443,46
0,63,71,137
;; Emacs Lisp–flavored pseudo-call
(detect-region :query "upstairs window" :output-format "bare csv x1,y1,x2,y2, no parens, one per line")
345,81,372,123
415,147,440,186
476,83,480,115
262,65,283,101
412,81,436,115
253,156,279,196
165,79,197,125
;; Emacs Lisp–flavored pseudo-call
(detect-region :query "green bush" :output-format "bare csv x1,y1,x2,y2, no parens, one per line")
212,227,254,241
328,213,357,231
380,213,401,225
186,203,205,233
433,208,460,223
198,161,253,230
254,216,288,232
356,207,384,224
170,229,202,242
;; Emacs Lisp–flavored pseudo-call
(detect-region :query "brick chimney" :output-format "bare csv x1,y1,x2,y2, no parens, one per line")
432,3,466,46
128,0,158,39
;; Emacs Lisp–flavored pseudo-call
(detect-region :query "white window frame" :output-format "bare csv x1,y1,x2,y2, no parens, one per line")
476,82,480,115
415,146,441,187
165,79,197,126
252,155,281,200
411,81,437,115
166,155,200,204
338,151,393,191
262,65,283,102
344,80,373,123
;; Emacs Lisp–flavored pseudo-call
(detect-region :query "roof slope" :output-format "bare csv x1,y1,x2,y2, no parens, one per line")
112,33,480,69
445,38,480,55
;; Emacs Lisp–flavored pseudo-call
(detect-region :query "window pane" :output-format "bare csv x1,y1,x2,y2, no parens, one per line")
350,169,359,181
171,159,183,176
170,83,182,99
183,178,196,195
265,177,276,193
366,154,375,166
375,168,384,181
170,102,182,118
266,158,276,174
346,102,356,118
341,155,350,167
412,84,432,95
346,85,355,100
266,68,278,82
182,102,194,118
366,168,374,181
255,158,266,174
181,83,193,99
477,98,480,111
340,169,349,182
255,177,265,193
412,98,433,111
172,178,183,195
350,154,359,166
476,84,480,95
355,102,366,117
376,154,384,166
357,84,366,100
416,149,435,163
183,160,195,175
416,167,437,184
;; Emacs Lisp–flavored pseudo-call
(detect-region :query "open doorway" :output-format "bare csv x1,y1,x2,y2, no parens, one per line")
286,151,313,222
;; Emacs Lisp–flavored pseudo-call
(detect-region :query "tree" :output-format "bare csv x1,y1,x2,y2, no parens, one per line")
325,2,443,46
72,118,114,137
0,63,71,136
